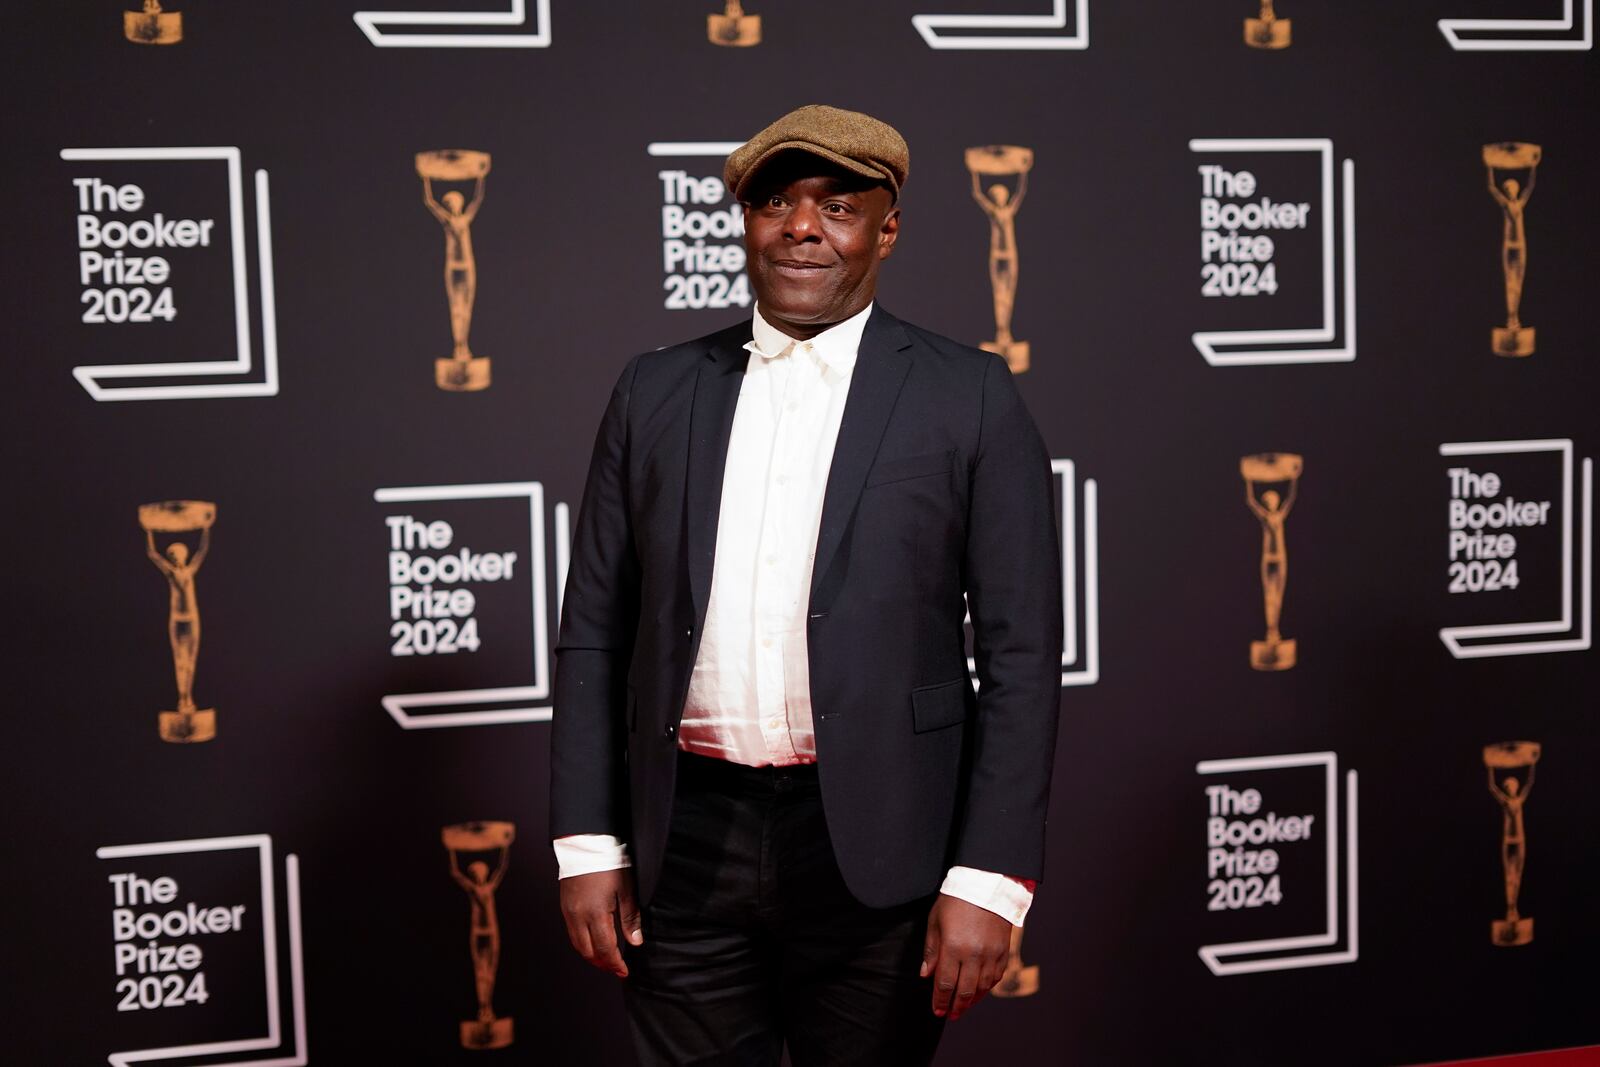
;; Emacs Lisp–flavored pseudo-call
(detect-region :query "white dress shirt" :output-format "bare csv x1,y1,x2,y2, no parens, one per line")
554,303,1034,927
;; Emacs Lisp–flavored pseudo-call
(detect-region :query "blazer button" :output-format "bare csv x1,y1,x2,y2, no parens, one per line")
664,724,677,740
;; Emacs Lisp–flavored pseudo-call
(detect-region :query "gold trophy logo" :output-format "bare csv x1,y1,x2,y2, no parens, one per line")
444,821,515,1049
1244,1,1291,48
991,927,1040,998
417,150,493,391
1240,454,1301,671
1483,142,1540,358
966,145,1033,374
139,501,216,742
708,1,760,46
125,1,182,44
1484,742,1539,947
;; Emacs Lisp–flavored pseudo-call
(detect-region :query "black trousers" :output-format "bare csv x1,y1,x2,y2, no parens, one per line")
622,752,945,1067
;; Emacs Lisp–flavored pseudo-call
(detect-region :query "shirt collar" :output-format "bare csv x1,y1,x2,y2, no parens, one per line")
745,301,873,376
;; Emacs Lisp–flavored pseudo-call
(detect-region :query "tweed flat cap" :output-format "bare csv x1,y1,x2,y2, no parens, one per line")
725,104,910,202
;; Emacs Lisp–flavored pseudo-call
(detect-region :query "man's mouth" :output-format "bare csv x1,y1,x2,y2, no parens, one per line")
771,258,830,273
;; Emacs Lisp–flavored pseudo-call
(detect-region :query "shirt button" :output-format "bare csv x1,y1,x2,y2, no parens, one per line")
765,554,776,565
786,401,799,412
664,724,677,740
768,719,780,730
762,637,773,648
776,474,788,485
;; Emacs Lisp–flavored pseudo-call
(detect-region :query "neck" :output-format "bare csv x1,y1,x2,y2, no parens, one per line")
762,296,873,342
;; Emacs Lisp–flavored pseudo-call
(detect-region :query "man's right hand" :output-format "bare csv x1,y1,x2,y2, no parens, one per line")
559,867,643,978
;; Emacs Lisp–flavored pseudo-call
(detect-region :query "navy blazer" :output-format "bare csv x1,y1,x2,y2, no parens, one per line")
551,305,1064,908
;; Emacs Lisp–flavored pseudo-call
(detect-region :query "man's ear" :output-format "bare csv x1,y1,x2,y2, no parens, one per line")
878,206,901,260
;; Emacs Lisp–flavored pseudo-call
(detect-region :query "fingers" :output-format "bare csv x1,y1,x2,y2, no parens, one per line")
948,960,980,1021
919,915,940,979
931,952,961,1018
585,909,629,978
617,880,645,948
559,872,633,979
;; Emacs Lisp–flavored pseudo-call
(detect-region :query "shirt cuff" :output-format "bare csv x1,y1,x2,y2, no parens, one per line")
939,866,1035,927
551,834,632,879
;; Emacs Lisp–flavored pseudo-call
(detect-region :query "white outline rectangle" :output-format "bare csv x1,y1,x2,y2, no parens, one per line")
967,458,1099,688
59,148,279,400
95,836,307,1066
912,0,1089,50
373,481,562,727
1195,754,1359,975
1437,440,1593,657
353,0,552,47
1439,0,1592,50
1187,139,1357,366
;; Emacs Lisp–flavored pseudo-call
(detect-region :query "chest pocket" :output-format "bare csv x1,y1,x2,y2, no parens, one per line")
865,449,955,489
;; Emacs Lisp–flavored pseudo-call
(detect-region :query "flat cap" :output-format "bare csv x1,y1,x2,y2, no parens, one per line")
725,104,910,203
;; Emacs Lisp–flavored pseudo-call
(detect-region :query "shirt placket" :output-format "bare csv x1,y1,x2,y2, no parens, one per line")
753,344,812,763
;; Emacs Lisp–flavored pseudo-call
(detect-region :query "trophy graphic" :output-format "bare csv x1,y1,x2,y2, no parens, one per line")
444,821,515,1049
1240,454,1301,671
708,1,760,46
139,501,216,743
417,150,493,391
125,1,182,44
966,145,1033,374
1244,1,1291,48
991,926,1040,998
1484,742,1539,947
1483,142,1540,358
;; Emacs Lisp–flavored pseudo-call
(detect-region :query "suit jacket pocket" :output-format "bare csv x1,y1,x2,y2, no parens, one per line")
911,678,970,732
864,449,954,488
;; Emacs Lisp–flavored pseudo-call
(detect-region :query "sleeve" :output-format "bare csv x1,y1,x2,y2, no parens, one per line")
939,865,1035,927
552,834,633,880
950,353,1065,882
549,355,644,841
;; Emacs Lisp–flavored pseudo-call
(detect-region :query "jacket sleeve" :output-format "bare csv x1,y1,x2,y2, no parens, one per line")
549,355,643,841
951,353,1064,883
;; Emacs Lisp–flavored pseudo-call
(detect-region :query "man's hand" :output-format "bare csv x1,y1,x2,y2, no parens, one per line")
920,893,1012,1020
559,868,643,978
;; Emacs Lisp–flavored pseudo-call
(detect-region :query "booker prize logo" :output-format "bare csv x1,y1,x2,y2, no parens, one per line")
1482,142,1540,358
1197,752,1359,975
969,459,1100,688
444,822,515,1049
966,145,1032,374
125,1,181,44
354,0,552,47
60,146,280,400
647,142,751,312
708,1,760,45
96,834,307,1067
1241,453,1301,671
1439,0,1593,51
140,501,218,743
1484,741,1540,947
913,0,1089,49
374,481,569,727
1188,139,1356,366
416,149,494,391
1438,439,1592,658
1243,0,1290,47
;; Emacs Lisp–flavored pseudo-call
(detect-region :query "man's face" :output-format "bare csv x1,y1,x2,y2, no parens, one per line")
741,152,900,338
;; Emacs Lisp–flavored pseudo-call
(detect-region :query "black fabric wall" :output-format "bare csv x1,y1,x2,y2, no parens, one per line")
3,2,1596,1064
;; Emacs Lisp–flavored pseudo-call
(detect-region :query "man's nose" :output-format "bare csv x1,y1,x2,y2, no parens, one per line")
784,201,823,242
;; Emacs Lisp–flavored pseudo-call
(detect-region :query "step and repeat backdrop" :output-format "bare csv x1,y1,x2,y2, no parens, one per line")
3,2,1596,1065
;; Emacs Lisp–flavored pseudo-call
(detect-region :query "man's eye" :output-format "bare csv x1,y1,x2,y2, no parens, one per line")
767,196,786,209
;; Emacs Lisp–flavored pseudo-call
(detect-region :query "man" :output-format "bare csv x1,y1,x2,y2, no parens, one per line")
551,104,1063,1066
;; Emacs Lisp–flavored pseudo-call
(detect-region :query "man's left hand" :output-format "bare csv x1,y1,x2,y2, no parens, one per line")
920,893,1013,1020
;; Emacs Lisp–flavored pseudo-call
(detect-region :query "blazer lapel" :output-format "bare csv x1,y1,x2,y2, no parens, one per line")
685,333,751,627
809,306,914,604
